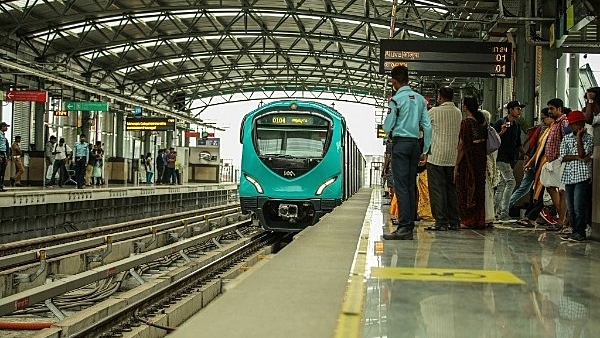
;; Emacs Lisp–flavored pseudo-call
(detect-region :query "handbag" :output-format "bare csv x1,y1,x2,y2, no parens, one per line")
486,125,501,154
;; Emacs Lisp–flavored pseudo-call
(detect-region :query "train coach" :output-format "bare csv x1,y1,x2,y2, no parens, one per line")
239,100,365,232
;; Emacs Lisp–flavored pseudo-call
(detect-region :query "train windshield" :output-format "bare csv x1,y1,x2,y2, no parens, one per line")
255,128,329,158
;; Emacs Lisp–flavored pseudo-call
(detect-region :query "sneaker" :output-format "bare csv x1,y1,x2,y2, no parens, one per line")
568,233,586,242
558,227,573,235
559,233,571,241
540,209,557,225
499,215,513,223
586,224,592,238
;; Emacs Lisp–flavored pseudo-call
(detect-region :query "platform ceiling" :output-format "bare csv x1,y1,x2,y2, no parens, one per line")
0,0,512,113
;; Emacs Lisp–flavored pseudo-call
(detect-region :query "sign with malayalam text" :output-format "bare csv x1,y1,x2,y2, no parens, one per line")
65,101,109,112
5,90,48,102
185,131,200,138
125,117,176,131
379,39,512,78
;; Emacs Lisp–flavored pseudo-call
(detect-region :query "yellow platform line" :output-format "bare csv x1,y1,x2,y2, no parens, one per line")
371,267,525,284
333,189,377,338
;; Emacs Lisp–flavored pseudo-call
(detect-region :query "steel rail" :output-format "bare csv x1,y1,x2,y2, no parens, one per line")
0,221,252,317
0,204,241,270
70,231,273,338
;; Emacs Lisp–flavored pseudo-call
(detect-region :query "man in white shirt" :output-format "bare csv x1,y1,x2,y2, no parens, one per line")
425,86,463,231
48,138,72,187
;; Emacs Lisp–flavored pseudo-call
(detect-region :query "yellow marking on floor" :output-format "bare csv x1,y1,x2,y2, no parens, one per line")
371,267,525,284
374,241,384,255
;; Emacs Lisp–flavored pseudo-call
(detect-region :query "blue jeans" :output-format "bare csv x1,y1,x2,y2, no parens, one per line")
508,168,534,210
494,161,516,217
391,138,420,229
146,171,153,184
565,180,590,237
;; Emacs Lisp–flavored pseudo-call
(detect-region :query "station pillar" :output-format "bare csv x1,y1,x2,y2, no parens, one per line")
34,101,45,151
557,53,568,100
115,104,124,158
539,47,559,113
515,29,536,127
568,53,580,109
482,78,498,118
166,130,174,149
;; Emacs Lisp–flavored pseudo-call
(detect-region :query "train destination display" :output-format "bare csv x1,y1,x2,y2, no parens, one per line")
125,117,176,131
379,40,512,78
256,114,328,126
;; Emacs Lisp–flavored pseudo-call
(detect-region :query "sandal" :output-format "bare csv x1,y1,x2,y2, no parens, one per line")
425,225,448,231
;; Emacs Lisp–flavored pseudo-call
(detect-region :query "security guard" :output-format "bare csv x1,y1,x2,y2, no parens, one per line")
382,65,432,240
73,134,89,189
0,122,9,192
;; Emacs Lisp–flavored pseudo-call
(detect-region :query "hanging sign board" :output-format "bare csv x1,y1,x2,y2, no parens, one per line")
5,90,48,102
125,117,176,131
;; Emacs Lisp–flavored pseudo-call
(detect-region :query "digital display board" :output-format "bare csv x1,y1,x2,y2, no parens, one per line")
256,114,328,126
125,117,176,131
379,39,512,78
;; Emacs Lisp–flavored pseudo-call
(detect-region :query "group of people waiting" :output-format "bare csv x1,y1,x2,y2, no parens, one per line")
382,65,597,243
152,148,181,185
44,134,104,188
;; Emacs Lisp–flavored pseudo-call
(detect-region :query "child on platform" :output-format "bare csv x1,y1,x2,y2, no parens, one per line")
558,111,593,242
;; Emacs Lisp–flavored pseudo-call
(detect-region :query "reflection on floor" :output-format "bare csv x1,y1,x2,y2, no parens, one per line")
363,191,600,338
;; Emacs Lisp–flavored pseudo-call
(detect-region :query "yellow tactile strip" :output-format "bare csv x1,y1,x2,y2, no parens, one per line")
333,189,376,338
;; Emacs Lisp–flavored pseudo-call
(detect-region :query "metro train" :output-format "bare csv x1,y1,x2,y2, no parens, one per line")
239,100,365,232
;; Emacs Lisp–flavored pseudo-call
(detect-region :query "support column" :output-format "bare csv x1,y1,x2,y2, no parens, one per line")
515,28,537,127
568,53,580,109
482,78,498,119
115,104,124,158
166,130,174,149
143,131,151,157
34,101,45,151
539,47,559,111
557,53,568,100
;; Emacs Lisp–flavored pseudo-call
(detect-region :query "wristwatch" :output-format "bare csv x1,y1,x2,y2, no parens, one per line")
587,100,594,104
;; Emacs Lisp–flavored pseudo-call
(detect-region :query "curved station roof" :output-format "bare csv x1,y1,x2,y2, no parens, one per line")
0,1,530,115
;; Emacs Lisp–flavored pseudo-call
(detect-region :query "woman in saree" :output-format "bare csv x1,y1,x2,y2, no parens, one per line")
454,97,488,229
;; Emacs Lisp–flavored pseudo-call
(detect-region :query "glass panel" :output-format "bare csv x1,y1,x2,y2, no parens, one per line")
256,128,328,158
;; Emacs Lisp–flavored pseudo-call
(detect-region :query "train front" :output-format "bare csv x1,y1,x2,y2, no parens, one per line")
239,101,343,232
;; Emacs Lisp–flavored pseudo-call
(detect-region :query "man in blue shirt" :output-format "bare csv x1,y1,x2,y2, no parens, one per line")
382,65,432,240
73,134,89,189
0,122,10,192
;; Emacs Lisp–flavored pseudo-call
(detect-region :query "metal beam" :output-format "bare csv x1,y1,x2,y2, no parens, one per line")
0,57,209,126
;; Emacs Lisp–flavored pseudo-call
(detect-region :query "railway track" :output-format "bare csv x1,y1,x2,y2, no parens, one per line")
0,203,242,271
72,231,278,338
0,219,279,338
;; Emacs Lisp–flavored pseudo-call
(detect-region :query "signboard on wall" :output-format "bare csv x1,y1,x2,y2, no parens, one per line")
190,138,220,165
125,117,176,131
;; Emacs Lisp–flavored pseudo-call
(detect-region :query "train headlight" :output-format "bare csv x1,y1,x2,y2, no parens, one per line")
244,174,264,194
316,177,337,195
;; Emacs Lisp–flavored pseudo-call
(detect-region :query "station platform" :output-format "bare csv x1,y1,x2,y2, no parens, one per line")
170,188,373,338
0,183,238,243
170,187,600,338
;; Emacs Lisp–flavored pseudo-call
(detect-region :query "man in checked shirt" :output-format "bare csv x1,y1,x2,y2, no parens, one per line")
543,98,569,230
558,111,593,242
